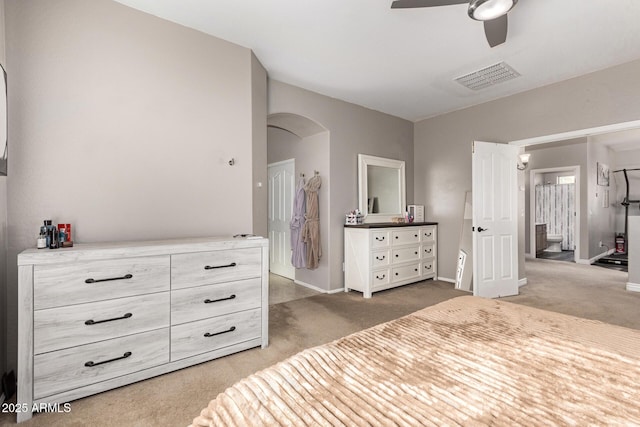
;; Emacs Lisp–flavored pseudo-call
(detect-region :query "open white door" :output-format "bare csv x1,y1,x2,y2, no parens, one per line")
268,159,295,279
472,141,519,298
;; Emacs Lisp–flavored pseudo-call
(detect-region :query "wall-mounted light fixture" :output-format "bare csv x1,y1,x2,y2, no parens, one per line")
517,153,530,170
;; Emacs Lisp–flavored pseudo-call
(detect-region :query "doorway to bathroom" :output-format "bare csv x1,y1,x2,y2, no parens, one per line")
530,166,580,263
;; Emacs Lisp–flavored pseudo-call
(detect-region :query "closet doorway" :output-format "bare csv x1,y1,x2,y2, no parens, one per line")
529,166,580,263
268,159,295,280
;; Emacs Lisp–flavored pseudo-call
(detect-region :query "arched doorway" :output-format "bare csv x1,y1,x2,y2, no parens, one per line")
267,113,330,292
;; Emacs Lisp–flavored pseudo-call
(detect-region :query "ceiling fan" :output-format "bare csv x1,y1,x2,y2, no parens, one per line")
391,0,518,48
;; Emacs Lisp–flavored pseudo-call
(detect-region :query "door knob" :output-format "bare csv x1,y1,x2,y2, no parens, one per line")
477,227,488,232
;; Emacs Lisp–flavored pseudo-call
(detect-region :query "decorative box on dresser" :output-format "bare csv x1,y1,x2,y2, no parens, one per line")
16,236,268,422
344,222,438,298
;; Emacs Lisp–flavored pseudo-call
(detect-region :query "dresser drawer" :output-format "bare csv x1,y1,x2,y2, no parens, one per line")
171,248,261,290
421,243,435,259
371,269,390,287
171,278,261,325
34,256,170,310
391,246,420,264
34,328,169,399
423,261,436,276
371,250,390,267
34,293,170,355
370,231,390,248
391,262,421,282
171,308,261,361
422,226,436,243
391,229,420,246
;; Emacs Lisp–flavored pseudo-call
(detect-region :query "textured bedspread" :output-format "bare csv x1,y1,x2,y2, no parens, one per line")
190,296,640,426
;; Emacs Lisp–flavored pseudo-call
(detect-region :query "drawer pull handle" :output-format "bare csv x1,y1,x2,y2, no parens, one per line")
414,234,418,237
415,268,418,272
204,326,236,338
376,274,386,280
204,262,237,270
395,254,399,258
375,236,385,242
425,248,432,254
395,236,399,239
415,251,418,255
85,351,132,368
375,255,385,261
426,265,432,269
204,294,236,304
425,232,432,237
85,274,133,284
85,312,133,325
395,272,399,276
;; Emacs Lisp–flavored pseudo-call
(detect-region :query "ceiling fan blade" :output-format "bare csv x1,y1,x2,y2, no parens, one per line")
484,14,508,47
391,0,468,9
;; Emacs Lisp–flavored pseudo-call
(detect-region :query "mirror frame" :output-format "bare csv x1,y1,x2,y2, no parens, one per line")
358,154,406,223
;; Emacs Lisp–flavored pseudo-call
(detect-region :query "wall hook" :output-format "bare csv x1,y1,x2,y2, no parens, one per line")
228,158,235,166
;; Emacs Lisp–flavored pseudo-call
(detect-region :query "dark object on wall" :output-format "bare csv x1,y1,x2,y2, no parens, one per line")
2,370,16,401
0,63,6,176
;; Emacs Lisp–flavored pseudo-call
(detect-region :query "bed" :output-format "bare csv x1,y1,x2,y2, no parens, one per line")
190,296,640,426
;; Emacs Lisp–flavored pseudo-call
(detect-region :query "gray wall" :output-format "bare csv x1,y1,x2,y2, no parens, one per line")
4,0,265,373
415,58,640,281
252,52,268,237
587,140,616,258
524,139,588,260
268,80,414,291
267,126,330,289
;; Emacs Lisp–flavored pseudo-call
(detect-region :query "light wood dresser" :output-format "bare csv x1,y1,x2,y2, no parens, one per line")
344,222,438,298
16,236,268,422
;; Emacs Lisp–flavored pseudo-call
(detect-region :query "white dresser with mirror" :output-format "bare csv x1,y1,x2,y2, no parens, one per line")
345,153,437,297
344,223,438,298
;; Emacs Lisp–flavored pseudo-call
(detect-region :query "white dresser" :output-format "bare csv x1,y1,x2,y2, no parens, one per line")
344,223,437,298
16,236,268,422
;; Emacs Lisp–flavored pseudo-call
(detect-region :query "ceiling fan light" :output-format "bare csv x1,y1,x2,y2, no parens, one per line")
468,0,517,21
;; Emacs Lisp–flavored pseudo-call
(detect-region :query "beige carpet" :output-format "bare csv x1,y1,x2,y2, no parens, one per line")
1,258,638,426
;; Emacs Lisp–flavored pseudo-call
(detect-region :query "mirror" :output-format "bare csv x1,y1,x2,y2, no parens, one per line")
358,154,406,223
0,64,6,176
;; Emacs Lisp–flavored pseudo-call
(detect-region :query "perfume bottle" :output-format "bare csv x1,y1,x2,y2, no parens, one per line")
44,220,53,247
46,220,59,249
37,228,47,249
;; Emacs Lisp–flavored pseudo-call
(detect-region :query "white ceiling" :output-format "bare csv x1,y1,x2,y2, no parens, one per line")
113,0,640,122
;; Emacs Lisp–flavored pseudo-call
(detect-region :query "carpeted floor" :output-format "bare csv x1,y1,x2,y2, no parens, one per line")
1,258,637,426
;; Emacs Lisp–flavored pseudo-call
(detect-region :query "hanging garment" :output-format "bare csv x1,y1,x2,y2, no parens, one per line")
290,178,307,268
302,174,322,269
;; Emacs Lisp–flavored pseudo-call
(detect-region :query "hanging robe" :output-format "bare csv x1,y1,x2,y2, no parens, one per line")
290,178,307,268
302,174,322,269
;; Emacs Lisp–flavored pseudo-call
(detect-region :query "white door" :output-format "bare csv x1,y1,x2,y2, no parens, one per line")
472,141,519,298
268,159,295,279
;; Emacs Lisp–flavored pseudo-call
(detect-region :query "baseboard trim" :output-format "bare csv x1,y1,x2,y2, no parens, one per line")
293,279,337,294
579,248,616,265
438,277,456,284
626,282,640,293
519,278,528,287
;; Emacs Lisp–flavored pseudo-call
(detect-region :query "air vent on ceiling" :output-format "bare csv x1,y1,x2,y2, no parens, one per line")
455,61,520,91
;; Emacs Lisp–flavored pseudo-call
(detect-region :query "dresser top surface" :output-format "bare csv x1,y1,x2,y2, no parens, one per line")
344,222,438,229
18,236,268,265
